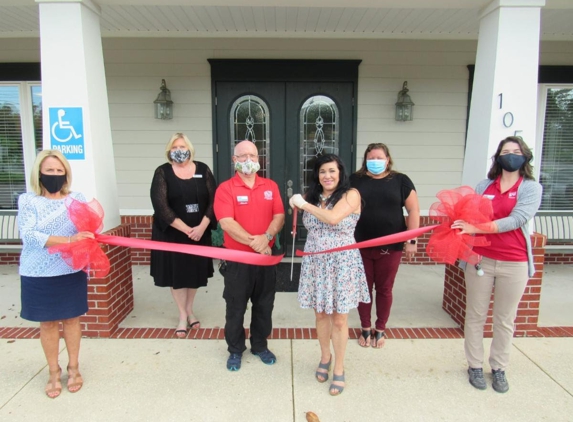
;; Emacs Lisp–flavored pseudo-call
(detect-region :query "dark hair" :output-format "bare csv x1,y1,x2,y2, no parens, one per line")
487,136,535,180
305,154,351,207
355,142,396,177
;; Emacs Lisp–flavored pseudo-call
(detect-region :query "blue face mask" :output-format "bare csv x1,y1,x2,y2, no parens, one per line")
366,159,386,175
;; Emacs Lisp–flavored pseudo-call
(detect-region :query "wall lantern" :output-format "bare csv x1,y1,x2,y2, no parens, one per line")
154,79,173,120
395,81,414,121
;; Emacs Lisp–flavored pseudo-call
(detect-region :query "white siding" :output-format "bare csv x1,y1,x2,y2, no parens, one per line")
98,37,478,212
1,37,573,213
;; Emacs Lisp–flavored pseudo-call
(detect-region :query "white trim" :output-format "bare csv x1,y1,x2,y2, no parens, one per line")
36,0,101,15
120,209,153,216
535,84,549,182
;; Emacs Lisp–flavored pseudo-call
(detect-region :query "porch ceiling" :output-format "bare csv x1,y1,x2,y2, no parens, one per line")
0,0,572,40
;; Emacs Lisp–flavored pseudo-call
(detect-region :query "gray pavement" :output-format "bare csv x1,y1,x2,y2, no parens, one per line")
1,263,572,421
1,337,572,421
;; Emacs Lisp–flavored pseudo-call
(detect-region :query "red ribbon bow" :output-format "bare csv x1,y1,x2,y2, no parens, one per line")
48,198,110,277
425,186,493,265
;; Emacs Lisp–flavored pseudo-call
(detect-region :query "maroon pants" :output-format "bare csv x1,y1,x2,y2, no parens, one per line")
357,247,403,331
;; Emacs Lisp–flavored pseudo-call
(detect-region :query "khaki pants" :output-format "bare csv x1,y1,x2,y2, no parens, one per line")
464,257,529,371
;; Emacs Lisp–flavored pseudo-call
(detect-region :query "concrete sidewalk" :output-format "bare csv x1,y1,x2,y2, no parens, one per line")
1,337,573,421
1,264,572,421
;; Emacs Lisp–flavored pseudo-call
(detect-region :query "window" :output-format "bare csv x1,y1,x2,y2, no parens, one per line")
299,95,339,192
229,95,269,178
538,86,573,211
0,83,42,209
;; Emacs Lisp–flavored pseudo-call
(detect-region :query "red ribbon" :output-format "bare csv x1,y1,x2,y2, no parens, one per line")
295,225,437,256
50,186,492,275
96,235,283,266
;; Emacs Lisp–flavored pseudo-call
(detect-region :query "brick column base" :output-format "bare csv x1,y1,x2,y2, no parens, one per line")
442,233,546,337
82,224,134,337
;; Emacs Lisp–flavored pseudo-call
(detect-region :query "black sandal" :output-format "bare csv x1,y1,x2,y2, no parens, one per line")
373,330,385,348
359,329,373,348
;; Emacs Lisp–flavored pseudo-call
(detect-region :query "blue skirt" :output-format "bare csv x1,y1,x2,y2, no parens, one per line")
20,271,88,322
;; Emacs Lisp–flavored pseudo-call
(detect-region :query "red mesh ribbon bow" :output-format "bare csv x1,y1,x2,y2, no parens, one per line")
426,186,493,265
49,198,110,277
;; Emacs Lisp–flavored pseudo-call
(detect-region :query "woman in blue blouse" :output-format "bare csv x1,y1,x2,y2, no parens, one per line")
18,150,94,399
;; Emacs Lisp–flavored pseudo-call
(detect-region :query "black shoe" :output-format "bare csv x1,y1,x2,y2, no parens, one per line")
492,369,509,393
226,353,242,371
468,367,487,390
251,349,276,365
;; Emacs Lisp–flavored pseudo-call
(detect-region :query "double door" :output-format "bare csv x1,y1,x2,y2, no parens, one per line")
211,61,359,256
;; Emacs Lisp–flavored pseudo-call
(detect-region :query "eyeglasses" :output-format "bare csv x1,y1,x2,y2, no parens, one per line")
234,153,258,161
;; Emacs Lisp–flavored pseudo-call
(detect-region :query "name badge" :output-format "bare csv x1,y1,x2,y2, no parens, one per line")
193,174,203,178
186,204,199,213
237,195,249,205
484,195,495,200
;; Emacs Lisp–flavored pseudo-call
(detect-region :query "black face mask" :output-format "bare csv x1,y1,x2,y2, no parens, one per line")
40,173,66,194
497,154,527,173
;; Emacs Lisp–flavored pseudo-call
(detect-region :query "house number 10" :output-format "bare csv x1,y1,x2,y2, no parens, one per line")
498,93,514,128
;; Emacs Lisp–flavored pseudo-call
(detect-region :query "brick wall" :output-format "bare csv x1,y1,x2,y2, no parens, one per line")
81,224,134,337
0,250,19,265
544,252,573,264
121,216,152,264
400,216,435,264
442,232,546,337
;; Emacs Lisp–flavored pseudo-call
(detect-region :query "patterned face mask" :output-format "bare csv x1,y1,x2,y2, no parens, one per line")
170,149,191,164
234,159,260,175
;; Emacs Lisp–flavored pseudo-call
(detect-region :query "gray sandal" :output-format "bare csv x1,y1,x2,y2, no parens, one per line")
329,372,345,396
315,356,331,383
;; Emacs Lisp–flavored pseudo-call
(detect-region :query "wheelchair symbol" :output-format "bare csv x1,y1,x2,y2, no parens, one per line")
51,109,82,143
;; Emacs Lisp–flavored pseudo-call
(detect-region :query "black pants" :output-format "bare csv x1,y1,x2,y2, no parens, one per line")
223,261,276,354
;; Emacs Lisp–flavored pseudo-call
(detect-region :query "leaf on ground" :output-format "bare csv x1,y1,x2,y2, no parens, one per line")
7,340,15,343
305,411,320,422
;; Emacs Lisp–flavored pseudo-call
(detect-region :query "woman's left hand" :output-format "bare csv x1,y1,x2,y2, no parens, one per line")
404,242,417,260
72,231,95,242
187,225,206,242
451,220,475,235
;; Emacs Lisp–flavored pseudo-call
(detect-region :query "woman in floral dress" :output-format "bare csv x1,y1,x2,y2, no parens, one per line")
289,153,370,396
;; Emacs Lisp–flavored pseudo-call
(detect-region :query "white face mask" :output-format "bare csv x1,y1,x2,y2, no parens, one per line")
234,158,260,175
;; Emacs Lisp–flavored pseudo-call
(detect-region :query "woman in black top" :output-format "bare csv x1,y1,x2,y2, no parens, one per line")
150,133,216,337
350,143,420,348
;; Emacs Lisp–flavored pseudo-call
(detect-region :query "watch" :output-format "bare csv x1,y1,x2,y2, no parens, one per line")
265,232,273,242
409,239,417,245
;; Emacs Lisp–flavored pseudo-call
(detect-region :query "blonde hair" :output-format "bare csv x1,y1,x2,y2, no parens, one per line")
165,132,195,163
30,150,72,195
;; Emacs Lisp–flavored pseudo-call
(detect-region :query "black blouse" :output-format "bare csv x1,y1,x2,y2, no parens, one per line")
150,161,217,232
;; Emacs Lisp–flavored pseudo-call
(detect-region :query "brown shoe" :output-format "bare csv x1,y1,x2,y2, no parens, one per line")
67,365,83,393
45,367,62,399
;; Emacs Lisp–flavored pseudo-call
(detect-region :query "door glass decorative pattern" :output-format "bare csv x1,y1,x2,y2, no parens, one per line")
230,95,270,178
299,95,339,192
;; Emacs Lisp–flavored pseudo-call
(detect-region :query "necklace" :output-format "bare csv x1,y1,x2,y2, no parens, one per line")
319,193,331,202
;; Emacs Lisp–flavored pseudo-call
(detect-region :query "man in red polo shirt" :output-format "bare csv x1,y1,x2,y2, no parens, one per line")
214,140,285,371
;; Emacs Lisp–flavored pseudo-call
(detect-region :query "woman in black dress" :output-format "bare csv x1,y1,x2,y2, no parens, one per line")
150,133,216,337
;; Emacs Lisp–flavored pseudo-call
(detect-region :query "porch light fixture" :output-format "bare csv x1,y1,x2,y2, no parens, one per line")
395,81,414,121
154,79,173,120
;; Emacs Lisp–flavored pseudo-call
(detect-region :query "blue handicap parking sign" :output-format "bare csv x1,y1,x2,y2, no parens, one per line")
49,107,85,160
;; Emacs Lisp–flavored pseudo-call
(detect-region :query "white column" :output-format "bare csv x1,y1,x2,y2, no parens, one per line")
38,0,120,229
462,0,545,187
